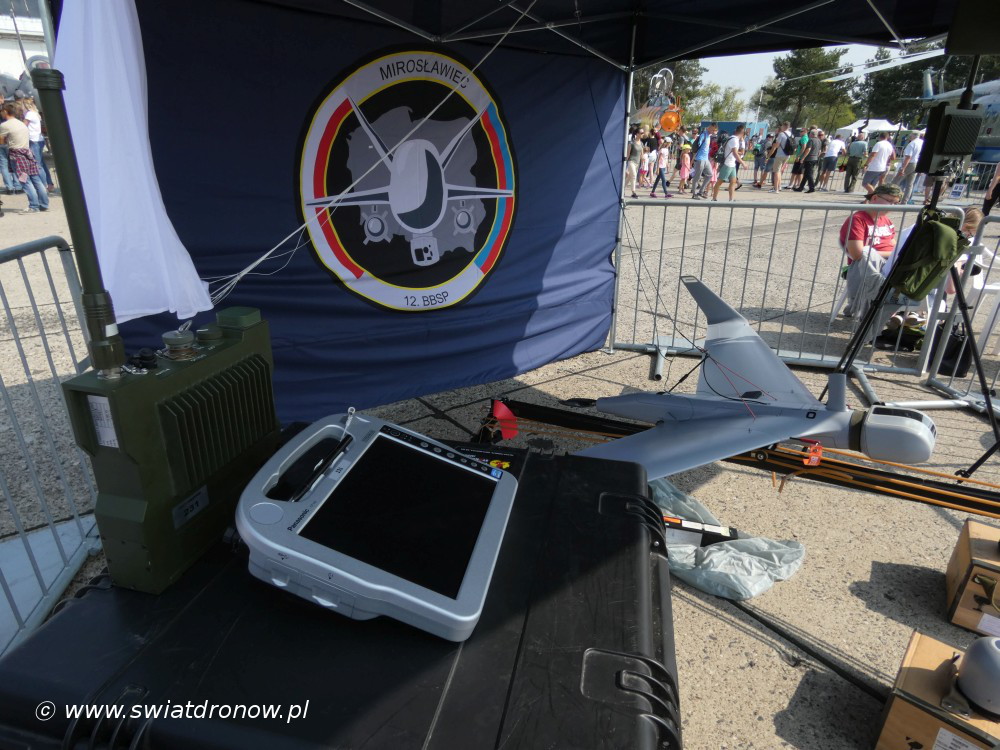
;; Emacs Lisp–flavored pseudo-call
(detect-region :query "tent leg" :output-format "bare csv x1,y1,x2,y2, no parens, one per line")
609,27,637,354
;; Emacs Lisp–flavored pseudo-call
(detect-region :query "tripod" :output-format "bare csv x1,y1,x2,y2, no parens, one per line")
945,260,1000,479
827,177,1000,481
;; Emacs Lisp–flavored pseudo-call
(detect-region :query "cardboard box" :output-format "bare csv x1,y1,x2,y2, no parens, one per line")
946,520,1000,637
875,632,1000,749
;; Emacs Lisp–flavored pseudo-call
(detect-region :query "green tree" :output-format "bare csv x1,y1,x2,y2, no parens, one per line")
791,98,855,133
760,48,854,128
854,46,925,125
749,78,782,126
688,83,745,122
672,58,707,112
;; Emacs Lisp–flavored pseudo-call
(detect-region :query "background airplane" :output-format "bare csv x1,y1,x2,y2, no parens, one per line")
917,70,1000,163
629,68,684,134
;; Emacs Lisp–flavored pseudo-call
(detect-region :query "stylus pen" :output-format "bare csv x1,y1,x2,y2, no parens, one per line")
289,434,354,503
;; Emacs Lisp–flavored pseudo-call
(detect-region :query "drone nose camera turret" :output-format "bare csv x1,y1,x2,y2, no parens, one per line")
859,406,937,465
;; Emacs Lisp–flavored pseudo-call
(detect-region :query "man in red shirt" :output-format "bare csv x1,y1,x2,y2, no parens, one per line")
840,183,902,320
839,183,901,262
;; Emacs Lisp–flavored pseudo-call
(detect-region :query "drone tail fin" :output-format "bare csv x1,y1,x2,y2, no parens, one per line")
680,276,749,326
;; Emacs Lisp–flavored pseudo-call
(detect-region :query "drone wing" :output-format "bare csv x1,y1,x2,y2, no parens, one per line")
683,276,820,407
577,415,800,480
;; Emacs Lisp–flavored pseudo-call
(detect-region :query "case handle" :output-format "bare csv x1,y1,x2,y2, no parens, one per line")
972,573,999,613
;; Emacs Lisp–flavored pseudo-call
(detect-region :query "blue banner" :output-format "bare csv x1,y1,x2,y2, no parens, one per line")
128,0,624,422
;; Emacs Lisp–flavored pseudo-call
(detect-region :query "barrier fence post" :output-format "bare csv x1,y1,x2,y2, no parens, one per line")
0,237,99,657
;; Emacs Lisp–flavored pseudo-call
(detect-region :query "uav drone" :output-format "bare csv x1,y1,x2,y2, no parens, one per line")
576,277,937,480
306,96,513,268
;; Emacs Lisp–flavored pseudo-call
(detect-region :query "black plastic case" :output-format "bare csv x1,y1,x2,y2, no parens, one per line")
0,450,680,749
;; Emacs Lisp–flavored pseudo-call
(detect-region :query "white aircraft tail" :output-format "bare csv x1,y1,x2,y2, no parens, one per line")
922,69,935,100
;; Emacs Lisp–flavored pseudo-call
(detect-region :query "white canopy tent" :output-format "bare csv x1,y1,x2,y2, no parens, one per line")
835,118,901,139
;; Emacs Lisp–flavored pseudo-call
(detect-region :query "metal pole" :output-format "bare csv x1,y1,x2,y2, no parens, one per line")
508,2,626,69
653,0,836,65
863,0,907,52
444,11,628,42
440,0,519,39
30,68,125,378
39,0,57,60
608,19,637,353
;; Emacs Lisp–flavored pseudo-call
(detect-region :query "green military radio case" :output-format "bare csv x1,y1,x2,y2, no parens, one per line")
62,307,281,594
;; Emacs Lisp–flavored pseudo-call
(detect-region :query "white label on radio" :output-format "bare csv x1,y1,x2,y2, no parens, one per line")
978,610,1000,637
933,727,979,750
87,395,118,448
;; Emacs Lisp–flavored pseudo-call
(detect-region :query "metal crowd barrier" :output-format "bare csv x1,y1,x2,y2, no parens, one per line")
0,236,98,657
610,199,965,402
739,160,996,204
954,161,998,204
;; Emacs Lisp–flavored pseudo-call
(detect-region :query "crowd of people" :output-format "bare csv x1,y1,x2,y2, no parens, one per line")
624,120,943,205
624,118,1000,349
0,90,54,215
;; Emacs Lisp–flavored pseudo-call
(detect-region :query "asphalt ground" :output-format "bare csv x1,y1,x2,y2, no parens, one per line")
3,179,1000,748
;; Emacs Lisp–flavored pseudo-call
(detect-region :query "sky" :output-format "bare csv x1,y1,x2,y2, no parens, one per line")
700,44,876,120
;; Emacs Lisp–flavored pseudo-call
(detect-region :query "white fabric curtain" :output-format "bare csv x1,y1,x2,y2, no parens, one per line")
54,0,212,323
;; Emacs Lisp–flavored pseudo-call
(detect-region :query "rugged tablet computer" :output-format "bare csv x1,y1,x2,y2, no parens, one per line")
236,412,517,641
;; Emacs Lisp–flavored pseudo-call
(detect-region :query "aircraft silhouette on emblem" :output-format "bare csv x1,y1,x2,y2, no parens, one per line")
306,96,513,267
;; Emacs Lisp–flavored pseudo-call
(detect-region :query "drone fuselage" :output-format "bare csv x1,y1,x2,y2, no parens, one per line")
595,393,936,466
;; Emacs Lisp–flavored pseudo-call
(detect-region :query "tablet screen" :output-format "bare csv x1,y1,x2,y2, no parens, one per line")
298,434,497,599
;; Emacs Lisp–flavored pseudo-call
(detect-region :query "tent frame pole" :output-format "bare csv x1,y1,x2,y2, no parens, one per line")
507,3,626,69
441,1,521,40
609,18,637,354
647,0,836,66
334,0,626,69
444,12,630,44
864,0,907,51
